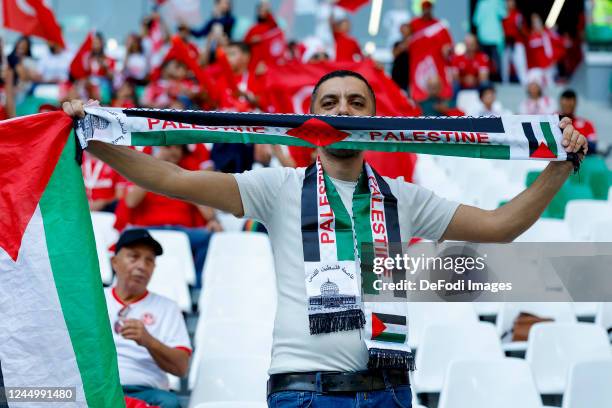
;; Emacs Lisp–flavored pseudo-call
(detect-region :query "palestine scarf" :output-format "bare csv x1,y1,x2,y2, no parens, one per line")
301,157,413,370
74,107,582,168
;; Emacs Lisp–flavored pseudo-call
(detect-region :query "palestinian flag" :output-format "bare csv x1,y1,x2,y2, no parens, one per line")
0,112,125,407
371,312,407,344
76,107,574,163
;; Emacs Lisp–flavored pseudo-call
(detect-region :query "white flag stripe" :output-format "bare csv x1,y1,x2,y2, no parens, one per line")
0,207,87,407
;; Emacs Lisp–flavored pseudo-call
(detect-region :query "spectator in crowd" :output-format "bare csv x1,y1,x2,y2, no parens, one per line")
244,1,285,72
7,36,38,100
142,60,198,109
37,41,71,83
391,23,410,92
518,71,553,114
409,0,439,35
105,229,190,408
90,32,116,80
501,0,527,84
451,33,491,90
123,34,149,85
420,75,453,116
525,13,564,88
82,150,126,212
200,22,230,67
123,145,219,286
472,0,506,81
112,82,138,108
190,0,235,39
558,89,597,154
330,11,363,62
0,61,16,119
473,84,509,116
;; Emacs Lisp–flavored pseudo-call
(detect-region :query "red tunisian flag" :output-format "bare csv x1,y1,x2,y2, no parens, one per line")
408,21,453,102
336,0,370,13
2,0,65,48
69,32,93,80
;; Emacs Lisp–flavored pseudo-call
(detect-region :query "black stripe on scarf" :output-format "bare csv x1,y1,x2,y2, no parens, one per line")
123,109,505,132
301,163,320,262
522,122,539,157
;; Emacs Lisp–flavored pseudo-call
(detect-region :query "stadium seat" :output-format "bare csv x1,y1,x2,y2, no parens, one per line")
593,219,612,242
496,302,577,353
407,303,478,350
547,183,594,219
148,230,196,285
514,219,572,242
90,211,118,284
595,303,612,336
189,319,273,390
146,254,192,312
455,90,480,115
525,322,611,394
561,358,612,408
588,169,612,200
437,358,543,408
198,283,276,322
414,322,504,393
573,302,599,320
564,200,612,241
188,356,269,406
473,302,501,317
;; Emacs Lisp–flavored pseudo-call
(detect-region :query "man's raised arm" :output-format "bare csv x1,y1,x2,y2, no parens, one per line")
442,117,588,243
63,100,245,217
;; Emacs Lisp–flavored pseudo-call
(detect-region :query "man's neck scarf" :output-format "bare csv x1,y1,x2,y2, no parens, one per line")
75,107,578,164
302,157,413,370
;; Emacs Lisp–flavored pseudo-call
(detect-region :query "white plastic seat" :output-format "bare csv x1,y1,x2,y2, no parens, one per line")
573,302,598,319
146,254,192,312
188,356,269,407
193,403,267,408
148,230,196,285
414,322,504,393
473,302,501,317
456,90,480,115
592,220,612,242
515,219,572,242
496,302,577,352
438,358,543,408
90,211,118,284
565,200,612,241
561,358,612,408
525,322,611,394
407,302,478,350
595,302,612,337
189,319,273,390
199,285,276,322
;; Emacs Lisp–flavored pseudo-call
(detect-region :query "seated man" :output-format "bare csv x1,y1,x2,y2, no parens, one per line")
451,34,490,90
105,228,191,408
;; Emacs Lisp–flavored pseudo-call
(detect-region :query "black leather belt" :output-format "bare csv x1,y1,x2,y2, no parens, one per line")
267,369,410,396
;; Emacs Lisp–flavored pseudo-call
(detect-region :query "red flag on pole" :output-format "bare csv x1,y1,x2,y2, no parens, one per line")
1,0,65,48
336,0,370,13
69,33,93,80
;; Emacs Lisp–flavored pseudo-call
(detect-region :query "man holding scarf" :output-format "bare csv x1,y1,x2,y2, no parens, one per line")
63,70,587,407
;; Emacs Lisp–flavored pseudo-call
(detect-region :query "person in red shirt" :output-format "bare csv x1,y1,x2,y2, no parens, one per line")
501,0,527,84
124,145,221,286
82,151,126,212
525,13,564,87
409,0,438,34
330,14,363,62
90,32,116,79
451,34,490,89
142,60,199,108
559,89,597,154
243,2,286,72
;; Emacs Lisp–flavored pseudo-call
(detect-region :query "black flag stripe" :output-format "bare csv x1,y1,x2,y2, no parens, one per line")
375,313,407,326
522,122,538,157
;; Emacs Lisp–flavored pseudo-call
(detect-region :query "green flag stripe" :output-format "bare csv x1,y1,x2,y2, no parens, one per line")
373,332,407,343
323,173,355,261
540,122,558,156
39,133,125,408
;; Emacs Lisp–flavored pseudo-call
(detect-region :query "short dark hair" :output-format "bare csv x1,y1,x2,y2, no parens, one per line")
560,89,577,100
310,70,376,113
478,84,495,99
227,41,250,54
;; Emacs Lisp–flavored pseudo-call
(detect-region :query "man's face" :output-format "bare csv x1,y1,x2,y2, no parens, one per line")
111,244,156,295
311,76,374,159
225,45,249,72
559,97,576,116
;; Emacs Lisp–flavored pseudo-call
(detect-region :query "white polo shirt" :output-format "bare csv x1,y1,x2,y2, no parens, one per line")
104,287,192,389
234,166,459,374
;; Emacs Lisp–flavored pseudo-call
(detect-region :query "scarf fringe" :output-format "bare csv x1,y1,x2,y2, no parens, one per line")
309,309,366,335
367,348,415,371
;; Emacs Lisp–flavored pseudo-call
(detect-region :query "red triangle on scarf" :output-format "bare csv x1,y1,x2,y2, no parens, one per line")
530,142,556,159
0,112,74,261
372,313,387,338
285,118,350,147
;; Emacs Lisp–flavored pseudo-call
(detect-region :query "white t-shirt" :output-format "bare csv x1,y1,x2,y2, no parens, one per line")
234,166,459,374
104,287,192,389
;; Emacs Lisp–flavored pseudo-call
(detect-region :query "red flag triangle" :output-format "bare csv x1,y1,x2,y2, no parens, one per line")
285,118,350,147
372,313,387,338
531,141,557,159
0,112,74,261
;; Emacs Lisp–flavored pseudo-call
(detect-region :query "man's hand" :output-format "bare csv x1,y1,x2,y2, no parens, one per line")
62,99,99,119
559,116,588,157
121,319,154,348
